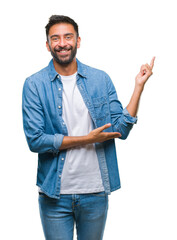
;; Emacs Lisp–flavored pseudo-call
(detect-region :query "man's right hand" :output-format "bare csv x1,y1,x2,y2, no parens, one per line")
60,123,121,150
86,123,121,143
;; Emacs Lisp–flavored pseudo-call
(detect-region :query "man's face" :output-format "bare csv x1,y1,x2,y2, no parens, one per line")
46,23,81,65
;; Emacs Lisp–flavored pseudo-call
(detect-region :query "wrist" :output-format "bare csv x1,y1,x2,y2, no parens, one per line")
134,83,144,94
84,134,93,144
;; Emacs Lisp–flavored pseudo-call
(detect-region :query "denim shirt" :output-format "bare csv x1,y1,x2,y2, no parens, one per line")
22,59,137,199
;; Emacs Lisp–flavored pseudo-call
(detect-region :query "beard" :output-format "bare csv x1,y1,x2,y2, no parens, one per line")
49,43,78,65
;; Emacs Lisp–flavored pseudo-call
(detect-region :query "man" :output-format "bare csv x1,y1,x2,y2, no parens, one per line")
22,15,155,240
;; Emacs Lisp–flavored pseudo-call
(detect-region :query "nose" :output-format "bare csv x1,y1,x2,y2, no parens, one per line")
58,37,67,47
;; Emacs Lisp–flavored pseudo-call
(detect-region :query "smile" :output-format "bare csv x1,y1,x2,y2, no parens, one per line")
59,50,69,53
55,48,71,55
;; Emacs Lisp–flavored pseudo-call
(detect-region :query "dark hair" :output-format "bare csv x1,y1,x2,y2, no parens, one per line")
45,15,79,41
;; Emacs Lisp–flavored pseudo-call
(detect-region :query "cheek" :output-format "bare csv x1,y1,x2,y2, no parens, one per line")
49,43,58,52
46,41,55,52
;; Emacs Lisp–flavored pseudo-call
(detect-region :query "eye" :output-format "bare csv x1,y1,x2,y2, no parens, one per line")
51,37,59,42
65,36,71,40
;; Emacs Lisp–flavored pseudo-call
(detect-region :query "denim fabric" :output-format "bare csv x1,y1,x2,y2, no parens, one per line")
38,192,108,240
22,59,137,198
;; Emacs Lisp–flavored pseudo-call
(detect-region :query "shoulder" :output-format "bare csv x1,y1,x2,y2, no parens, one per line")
26,65,49,83
23,64,50,96
23,62,51,91
77,59,111,80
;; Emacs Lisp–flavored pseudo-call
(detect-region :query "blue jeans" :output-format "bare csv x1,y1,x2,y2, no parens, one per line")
38,192,108,240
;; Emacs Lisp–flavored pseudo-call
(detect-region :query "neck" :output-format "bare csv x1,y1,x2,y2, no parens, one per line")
53,58,77,76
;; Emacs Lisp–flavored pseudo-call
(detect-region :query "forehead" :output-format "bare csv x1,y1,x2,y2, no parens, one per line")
48,23,76,36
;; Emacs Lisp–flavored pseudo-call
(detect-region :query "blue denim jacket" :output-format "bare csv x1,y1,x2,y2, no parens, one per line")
22,59,137,199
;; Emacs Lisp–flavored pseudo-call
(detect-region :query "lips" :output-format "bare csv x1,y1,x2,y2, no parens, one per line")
59,50,68,53
55,47,72,53
58,50,70,55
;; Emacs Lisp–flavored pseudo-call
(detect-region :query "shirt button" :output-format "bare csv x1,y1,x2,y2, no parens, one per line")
57,75,60,78
59,175,61,178
61,158,64,161
58,88,61,91
58,106,61,109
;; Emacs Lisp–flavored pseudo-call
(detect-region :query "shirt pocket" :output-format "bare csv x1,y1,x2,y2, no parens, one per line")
92,96,109,119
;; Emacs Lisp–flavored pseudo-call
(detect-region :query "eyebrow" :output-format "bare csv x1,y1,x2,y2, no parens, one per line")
50,33,74,39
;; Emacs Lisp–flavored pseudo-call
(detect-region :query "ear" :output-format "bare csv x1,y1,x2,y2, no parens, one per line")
77,37,81,49
46,41,51,52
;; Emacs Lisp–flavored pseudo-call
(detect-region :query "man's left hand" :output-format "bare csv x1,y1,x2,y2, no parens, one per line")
135,57,155,88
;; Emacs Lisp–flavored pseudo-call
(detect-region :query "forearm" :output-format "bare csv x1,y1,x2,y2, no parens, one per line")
126,85,144,117
59,135,89,150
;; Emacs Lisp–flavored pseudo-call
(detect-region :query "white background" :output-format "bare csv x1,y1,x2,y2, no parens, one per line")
1,0,177,239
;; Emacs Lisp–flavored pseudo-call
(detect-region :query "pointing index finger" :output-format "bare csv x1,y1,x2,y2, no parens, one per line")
150,56,155,69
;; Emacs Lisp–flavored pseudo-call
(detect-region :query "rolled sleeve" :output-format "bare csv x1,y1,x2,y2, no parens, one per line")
53,134,64,152
123,108,138,124
115,108,137,139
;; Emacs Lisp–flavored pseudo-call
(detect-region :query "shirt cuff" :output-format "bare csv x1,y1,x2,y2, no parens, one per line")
123,108,138,124
53,134,64,152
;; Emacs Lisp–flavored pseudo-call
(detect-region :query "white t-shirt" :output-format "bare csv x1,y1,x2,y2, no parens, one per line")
60,72,104,194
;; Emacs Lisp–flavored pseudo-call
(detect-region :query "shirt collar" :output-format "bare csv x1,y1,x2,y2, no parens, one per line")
48,58,87,81
76,58,87,78
48,59,59,81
